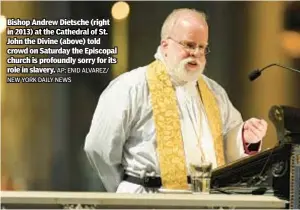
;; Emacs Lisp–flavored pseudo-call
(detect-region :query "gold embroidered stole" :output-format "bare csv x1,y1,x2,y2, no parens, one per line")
197,77,225,168
146,60,225,190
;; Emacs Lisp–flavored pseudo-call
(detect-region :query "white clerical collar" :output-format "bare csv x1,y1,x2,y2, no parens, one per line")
153,46,198,87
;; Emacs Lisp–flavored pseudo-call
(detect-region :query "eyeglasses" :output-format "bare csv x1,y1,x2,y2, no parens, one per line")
168,37,211,55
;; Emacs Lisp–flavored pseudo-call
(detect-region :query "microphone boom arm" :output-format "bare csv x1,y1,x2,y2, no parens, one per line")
260,63,300,74
249,63,300,81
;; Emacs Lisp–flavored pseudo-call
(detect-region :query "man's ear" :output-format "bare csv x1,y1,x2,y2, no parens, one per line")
161,39,168,47
160,39,168,54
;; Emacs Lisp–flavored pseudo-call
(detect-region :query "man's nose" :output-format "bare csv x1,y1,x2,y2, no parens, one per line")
190,51,206,63
190,48,202,58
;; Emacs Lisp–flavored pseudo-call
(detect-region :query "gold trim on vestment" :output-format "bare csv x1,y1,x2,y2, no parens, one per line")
146,60,225,189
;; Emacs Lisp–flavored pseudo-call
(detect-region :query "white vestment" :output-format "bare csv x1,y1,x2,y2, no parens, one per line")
84,48,249,193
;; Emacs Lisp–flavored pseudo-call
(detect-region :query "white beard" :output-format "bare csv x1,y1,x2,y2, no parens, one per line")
168,57,205,84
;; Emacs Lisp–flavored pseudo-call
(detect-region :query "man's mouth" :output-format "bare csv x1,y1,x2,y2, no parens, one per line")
187,61,198,67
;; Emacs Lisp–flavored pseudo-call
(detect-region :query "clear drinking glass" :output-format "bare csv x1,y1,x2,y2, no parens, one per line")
189,161,212,194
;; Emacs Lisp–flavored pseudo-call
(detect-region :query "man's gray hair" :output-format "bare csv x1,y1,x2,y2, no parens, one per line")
160,8,207,41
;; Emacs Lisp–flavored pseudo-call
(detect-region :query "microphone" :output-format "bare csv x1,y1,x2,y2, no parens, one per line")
248,63,300,81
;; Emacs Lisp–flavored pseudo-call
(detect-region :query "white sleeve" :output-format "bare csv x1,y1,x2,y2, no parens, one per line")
224,123,249,163
217,87,246,163
84,79,133,192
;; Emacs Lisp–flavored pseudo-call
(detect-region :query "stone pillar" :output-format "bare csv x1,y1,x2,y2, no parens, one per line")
242,2,296,149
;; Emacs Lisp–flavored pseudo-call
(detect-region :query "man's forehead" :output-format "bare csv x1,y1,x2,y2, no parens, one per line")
172,15,208,43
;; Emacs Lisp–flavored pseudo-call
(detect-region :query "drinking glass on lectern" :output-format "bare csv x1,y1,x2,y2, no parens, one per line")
189,161,212,194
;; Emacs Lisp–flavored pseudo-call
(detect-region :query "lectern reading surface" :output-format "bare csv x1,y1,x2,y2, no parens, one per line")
211,105,300,209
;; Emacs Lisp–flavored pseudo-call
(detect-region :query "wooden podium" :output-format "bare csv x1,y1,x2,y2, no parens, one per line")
211,105,300,209
1,191,288,209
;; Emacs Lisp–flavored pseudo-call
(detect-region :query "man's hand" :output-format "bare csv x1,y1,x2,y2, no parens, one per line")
243,118,268,144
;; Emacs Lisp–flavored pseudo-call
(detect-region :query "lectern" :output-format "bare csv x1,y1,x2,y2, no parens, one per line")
211,105,300,209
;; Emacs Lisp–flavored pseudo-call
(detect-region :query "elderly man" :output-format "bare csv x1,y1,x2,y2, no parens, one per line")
84,8,268,193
